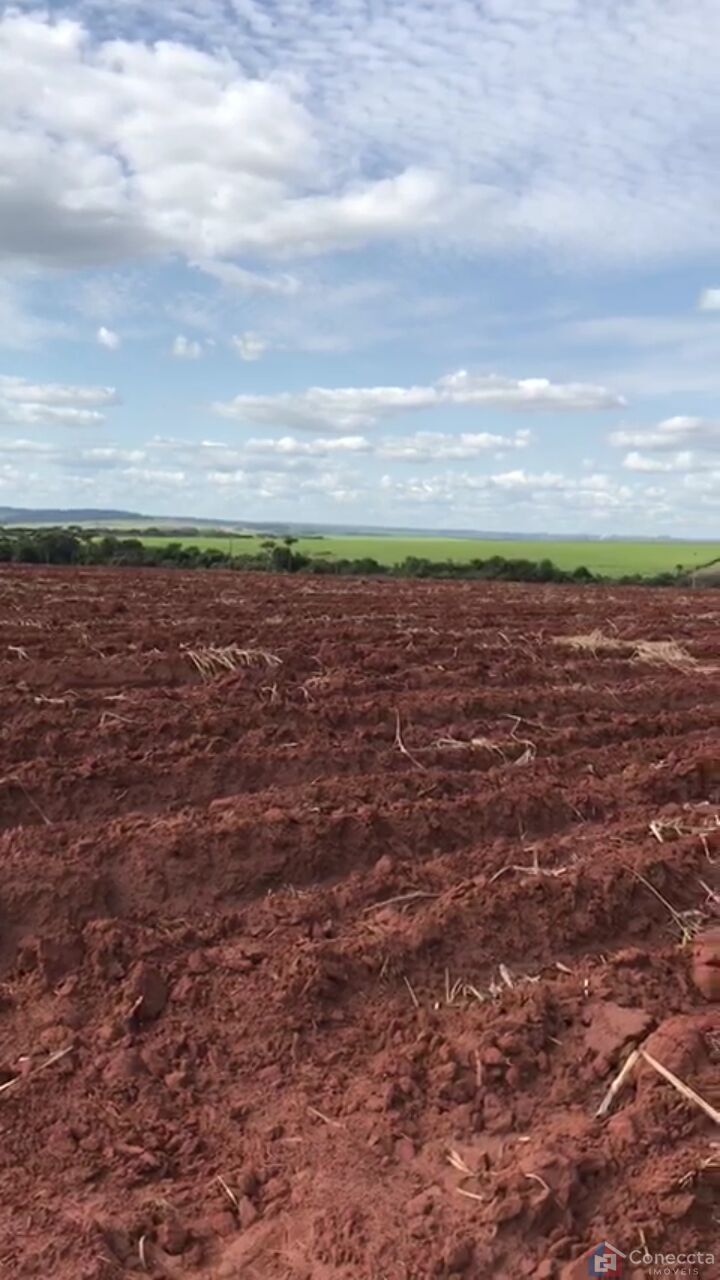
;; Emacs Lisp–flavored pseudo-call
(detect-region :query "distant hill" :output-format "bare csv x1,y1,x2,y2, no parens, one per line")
0,507,715,542
0,506,146,524
0,507,237,529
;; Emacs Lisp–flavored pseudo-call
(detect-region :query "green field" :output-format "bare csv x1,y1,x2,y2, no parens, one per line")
138,534,720,577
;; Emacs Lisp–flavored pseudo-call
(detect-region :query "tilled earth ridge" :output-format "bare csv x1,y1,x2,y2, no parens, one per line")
0,567,717,1280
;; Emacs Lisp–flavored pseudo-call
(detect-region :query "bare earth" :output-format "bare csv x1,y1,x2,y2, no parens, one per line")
0,568,717,1279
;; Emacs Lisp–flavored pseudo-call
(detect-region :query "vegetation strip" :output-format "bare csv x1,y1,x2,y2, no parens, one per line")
2,527,717,585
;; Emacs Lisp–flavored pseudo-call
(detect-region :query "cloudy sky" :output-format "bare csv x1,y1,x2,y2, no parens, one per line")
1,1,720,533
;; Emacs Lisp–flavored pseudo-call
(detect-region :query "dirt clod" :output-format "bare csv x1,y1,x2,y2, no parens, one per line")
157,1220,190,1255
583,1001,653,1064
691,927,720,1001
237,1196,259,1229
126,962,168,1022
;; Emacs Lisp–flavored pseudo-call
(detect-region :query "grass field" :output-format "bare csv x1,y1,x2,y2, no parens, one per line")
137,533,720,576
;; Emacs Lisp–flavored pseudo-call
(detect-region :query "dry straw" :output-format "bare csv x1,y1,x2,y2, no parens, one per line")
553,632,715,672
394,710,426,771
184,645,282,680
447,1149,485,1203
595,1047,720,1125
630,868,706,944
0,1046,73,1097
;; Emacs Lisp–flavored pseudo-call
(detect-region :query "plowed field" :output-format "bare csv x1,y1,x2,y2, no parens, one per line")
0,568,718,1280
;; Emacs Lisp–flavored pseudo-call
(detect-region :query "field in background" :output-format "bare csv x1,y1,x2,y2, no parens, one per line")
138,533,720,576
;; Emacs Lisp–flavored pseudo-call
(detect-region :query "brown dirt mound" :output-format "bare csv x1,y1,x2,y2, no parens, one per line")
0,567,718,1280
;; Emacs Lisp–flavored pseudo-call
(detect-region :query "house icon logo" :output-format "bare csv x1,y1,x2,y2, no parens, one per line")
586,1241,626,1276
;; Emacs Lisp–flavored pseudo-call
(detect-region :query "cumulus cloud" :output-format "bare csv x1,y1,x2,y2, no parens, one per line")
378,467,641,518
0,13,455,269
0,404,107,427
0,377,117,406
436,372,623,411
172,334,203,359
621,450,697,473
121,466,187,489
215,384,439,431
231,332,267,361
215,371,623,431
73,446,146,469
377,429,531,460
0,437,60,456
82,429,525,472
97,325,121,349
124,433,371,478
203,464,359,504
0,375,118,427
2,4,719,271
245,434,369,457
4,425,689,528
683,470,720,502
609,416,720,451
0,461,24,488
698,288,720,311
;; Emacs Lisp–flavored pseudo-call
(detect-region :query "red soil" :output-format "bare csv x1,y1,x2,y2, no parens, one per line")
0,568,717,1280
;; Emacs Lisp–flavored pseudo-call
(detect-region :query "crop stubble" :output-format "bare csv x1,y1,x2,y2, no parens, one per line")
0,568,717,1279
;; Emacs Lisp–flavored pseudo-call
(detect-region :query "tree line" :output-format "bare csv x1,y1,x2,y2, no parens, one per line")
0,526,693,586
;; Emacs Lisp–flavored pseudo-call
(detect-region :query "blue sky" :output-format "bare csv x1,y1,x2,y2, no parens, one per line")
1,1,720,533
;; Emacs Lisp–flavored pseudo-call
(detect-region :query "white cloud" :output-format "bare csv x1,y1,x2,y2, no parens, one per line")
2,6,720,271
172,334,203,360
231,331,267,361
1,426,695,530
683,470,720,505
621,450,696,473
193,260,300,295
437,372,623,411
0,437,59,456
205,467,246,488
224,168,450,256
245,434,370,457
129,433,371,478
75,446,146,468
377,429,531,460
97,325,120,349
490,469,566,493
121,466,188,489
0,404,106,427
215,371,622,431
378,467,641,520
698,288,720,311
0,14,454,268
0,461,26,488
609,416,720,451
0,376,117,406
0,374,118,427
215,383,438,431
92,428,521,472
203,464,360,504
